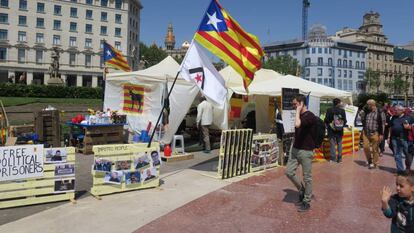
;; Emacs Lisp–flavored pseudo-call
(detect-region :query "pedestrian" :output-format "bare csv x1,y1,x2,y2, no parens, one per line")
388,105,413,173
361,99,386,169
381,171,414,233
285,94,317,212
379,103,392,156
196,96,213,153
324,98,347,163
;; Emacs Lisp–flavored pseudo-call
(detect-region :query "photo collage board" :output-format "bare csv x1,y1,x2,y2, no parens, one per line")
45,148,76,193
251,134,279,172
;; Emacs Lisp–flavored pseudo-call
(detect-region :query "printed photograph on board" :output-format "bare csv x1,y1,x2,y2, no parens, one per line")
54,164,75,177
45,149,67,164
54,179,75,193
133,155,150,170
251,136,279,169
142,167,157,182
150,150,161,166
93,158,112,173
115,160,131,171
104,171,123,185
125,171,141,185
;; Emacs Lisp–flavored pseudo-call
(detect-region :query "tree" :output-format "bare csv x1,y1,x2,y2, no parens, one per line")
262,55,300,76
365,68,381,93
139,43,168,69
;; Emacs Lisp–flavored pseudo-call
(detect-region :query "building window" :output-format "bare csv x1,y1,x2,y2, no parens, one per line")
343,80,348,90
357,52,360,58
0,0,8,8
317,68,323,76
86,0,93,4
344,50,347,58
70,7,78,18
85,54,91,67
69,53,76,66
70,22,77,32
362,53,365,59
54,5,62,15
0,13,7,23
0,47,6,60
69,37,77,47
349,60,352,68
338,69,341,77
86,10,93,19
343,60,347,68
318,57,323,66
101,0,108,7
349,80,353,91
36,33,44,43
115,28,121,37
361,62,365,69
0,29,6,40
349,51,352,57
100,26,107,35
317,78,322,84
53,35,61,45
318,47,322,54
18,15,27,26
115,14,122,23
36,18,44,28
293,50,297,56
36,50,43,63
85,38,92,48
115,42,121,50
37,2,45,13
19,0,27,10
101,12,107,21
329,68,332,77
377,54,380,60
324,79,328,86
349,70,352,78
324,48,328,54
18,31,26,42
100,40,105,49
115,0,122,9
328,58,332,66
312,48,316,54
306,48,309,54
53,20,61,30
338,49,342,55
18,48,25,62
344,70,347,78
337,59,341,67
305,58,310,66
356,61,360,69
85,24,92,33
338,80,342,90
305,68,310,77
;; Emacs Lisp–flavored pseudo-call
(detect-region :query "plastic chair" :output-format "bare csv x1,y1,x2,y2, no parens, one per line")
172,135,185,154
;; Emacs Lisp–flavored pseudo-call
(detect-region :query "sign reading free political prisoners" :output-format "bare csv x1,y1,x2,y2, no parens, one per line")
0,145,44,182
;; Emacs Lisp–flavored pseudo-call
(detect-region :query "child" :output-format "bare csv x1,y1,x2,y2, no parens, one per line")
381,171,414,233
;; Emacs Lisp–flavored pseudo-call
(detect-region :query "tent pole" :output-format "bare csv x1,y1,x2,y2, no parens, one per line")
148,71,180,148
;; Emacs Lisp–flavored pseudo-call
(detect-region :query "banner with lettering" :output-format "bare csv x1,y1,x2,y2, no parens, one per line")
0,145,44,182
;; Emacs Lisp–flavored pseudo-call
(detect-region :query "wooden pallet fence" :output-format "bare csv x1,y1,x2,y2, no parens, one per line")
218,129,253,179
76,124,124,155
251,134,279,172
0,146,76,209
90,143,160,197
35,110,61,147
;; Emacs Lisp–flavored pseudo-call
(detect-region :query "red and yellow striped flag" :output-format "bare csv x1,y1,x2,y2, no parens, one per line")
103,42,131,72
194,0,263,89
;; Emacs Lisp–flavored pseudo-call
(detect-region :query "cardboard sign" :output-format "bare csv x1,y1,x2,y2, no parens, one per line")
0,145,44,182
282,88,299,133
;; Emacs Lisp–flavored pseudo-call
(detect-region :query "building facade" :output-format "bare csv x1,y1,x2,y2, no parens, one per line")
163,23,189,60
263,25,367,94
392,47,414,100
0,0,142,87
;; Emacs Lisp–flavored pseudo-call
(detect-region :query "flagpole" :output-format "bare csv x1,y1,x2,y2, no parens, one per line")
147,71,180,148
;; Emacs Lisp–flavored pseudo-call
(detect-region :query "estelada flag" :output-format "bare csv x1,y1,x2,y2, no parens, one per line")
103,42,131,72
123,84,144,114
194,0,264,89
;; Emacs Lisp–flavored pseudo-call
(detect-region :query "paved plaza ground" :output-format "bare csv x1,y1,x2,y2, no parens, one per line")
0,147,400,233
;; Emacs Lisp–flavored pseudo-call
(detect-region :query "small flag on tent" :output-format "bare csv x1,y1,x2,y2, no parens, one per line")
180,41,227,107
123,84,144,114
194,0,264,89
103,42,131,72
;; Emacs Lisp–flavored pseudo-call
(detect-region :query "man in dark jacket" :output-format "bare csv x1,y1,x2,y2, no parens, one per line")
324,98,347,163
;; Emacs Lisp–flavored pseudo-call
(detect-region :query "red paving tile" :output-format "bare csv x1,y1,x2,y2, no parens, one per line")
135,150,400,233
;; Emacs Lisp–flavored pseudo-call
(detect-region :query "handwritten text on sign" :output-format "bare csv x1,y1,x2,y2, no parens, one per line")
0,145,44,182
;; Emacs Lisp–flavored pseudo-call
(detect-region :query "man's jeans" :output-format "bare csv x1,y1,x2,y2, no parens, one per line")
329,134,343,162
285,147,313,203
391,138,410,172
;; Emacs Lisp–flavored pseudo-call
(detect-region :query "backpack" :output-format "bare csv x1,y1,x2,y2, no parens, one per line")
314,116,326,148
331,114,345,131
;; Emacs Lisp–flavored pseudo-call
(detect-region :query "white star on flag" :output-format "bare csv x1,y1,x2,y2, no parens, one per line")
106,50,112,57
207,12,222,30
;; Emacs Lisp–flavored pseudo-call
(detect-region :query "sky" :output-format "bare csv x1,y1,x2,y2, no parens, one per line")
140,0,414,48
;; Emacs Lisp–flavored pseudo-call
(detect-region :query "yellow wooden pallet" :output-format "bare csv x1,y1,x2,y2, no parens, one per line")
0,147,76,209
90,143,160,198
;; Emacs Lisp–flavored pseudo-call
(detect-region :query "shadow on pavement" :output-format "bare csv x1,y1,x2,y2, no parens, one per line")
282,189,299,204
190,157,219,172
378,165,397,174
353,160,367,168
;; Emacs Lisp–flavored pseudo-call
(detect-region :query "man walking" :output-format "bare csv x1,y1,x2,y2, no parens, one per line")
361,99,386,169
324,98,347,163
388,105,413,173
197,96,213,153
285,94,317,212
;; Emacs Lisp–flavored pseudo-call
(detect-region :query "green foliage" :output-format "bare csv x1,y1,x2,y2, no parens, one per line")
365,68,380,92
355,93,389,107
0,97,102,107
0,83,102,99
262,55,300,75
139,42,168,68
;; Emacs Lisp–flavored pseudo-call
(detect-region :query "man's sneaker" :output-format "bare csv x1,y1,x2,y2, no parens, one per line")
297,202,310,212
337,160,343,164
369,163,374,169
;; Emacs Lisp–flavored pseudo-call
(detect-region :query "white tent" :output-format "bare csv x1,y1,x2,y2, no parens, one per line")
104,56,227,144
